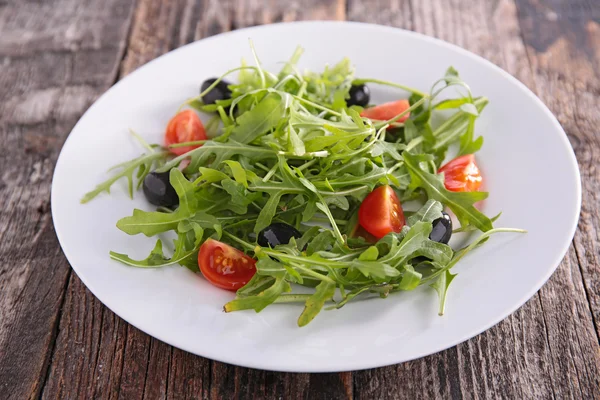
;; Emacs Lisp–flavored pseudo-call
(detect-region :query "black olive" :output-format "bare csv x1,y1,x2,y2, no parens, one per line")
347,84,370,107
200,78,232,105
142,171,179,208
429,212,452,244
258,223,301,248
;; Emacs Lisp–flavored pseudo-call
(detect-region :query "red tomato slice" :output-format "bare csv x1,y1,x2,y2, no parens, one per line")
198,239,256,291
438,154,483,192
164,110,207,156
358,185,405,239
360,99,411,125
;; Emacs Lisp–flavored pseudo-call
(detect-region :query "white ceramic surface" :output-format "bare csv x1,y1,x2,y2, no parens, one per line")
51,22,581,372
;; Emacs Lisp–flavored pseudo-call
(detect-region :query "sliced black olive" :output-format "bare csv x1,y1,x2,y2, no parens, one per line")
200,78,232,105
143,171,179,208
347,84,370,107
258,222,301,248
429,212,452,244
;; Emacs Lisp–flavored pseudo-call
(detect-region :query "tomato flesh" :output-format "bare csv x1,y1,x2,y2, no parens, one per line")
358,185,405,239
438,154,483,192
164,110,207,156
198,239,256,291
360,99,411,125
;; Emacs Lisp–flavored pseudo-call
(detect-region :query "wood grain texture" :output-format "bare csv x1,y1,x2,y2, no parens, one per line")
516,0,600,337
0,1,136,399
515,1,600,397
0,0,598,399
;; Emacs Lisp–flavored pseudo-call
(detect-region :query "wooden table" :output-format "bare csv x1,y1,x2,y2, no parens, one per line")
1,0,598,398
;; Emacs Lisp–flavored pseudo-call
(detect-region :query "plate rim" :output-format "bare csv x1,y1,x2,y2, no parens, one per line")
51,20,582,372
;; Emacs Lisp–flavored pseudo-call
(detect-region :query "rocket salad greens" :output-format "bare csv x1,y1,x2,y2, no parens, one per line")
82,44,524,326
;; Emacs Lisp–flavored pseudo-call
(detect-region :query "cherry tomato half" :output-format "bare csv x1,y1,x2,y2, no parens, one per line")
358,185,405,239
164,110,207,156
438,154,483,192
198,239,256,291
360,99,411,125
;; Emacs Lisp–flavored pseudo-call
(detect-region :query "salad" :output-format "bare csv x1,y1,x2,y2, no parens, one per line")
82,44,524,327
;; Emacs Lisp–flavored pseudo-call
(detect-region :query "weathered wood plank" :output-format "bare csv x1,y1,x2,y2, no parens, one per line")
515,1,600,397
41,1,221,398
119,0,194,78
40,276,124,399
120,0,346,77
0,1,136,399
38,0,197,397
516,0,600,338
140,339,171,399
166,348,210,399
207,363,353,400
41,1,234,397
230,0,346,27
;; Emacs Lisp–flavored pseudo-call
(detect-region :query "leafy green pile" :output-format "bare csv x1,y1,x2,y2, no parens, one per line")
83,44,524,326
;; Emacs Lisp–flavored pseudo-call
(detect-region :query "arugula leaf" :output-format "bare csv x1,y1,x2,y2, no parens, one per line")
460,103,479,116
319,163,391,191
398,264,422,290
250,157,308,233
162,140,277,173
324,195,350,210
350,260,400,281
116,208,188,236
110,233,200,271
306,230,336,255
224,277,291,313
116,169,199,236
223,160,248,187
111,213,206,271
109,240,168,267
431,97,488,152
236,274,276,297
430,270,457,315
169,168,196,212
195,167,228,185
301,199,318,222
458,115,483,156
231,92,288,143
454,212,502,233
413,241,453,265
369,140,404,161
407,199,444,226
279,45,304,79
358,246,379,261
221,179,253,213
81,149,169,203
378,223,426,263
332,283,395,309
297,279,336,327
403,152,493,232
287,122,306,156
434,98,472,110
256,257,289,278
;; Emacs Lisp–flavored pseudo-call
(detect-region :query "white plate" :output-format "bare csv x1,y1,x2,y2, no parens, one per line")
52,22,581,372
